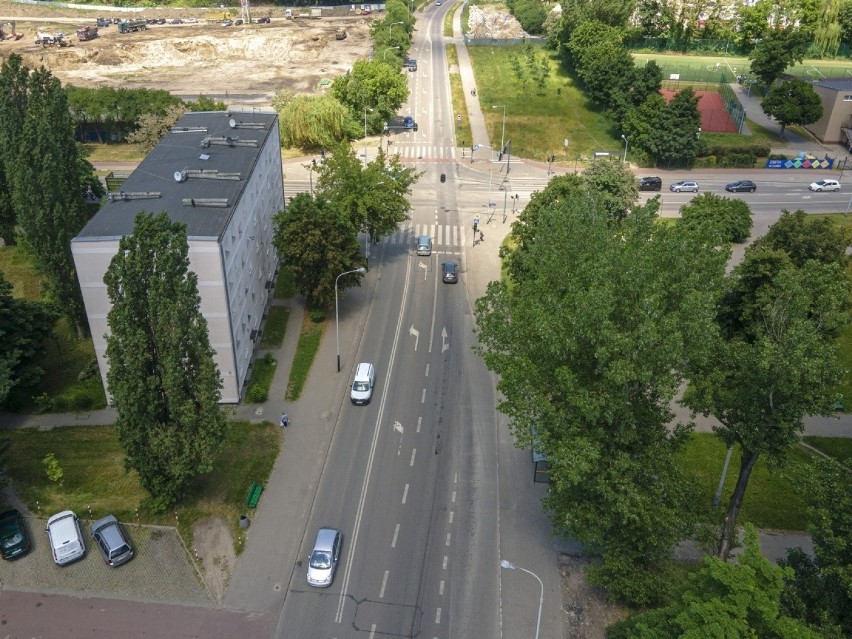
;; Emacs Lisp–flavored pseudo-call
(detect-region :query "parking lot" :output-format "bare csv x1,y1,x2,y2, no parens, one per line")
1,516,213,606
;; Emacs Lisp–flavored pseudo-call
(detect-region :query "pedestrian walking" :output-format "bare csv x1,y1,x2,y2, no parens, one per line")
280,413,289,428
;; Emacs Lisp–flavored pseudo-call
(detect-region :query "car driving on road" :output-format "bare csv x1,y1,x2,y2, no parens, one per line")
809,179,841,192
638,176,662,191
307,527,342,587
442,261,459,283
669,180,699,193
725,180,757,193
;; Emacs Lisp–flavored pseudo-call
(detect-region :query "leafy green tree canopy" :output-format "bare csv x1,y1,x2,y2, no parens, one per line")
275,93,349,150
608,525,824,639
0,271,57,408
749,27,810,88
680,192,753,244
762,78,824,139
331,59,409,138
581,156,639,222
475,194,728,605
752,209,850,268
104,211,226,512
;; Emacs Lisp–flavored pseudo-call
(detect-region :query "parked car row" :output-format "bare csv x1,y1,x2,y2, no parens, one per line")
638,176,842,194
1,508,133,568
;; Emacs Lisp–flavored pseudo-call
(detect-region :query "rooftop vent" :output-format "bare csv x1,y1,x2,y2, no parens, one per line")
170,126,208,134
182,198,229,208
173,169,242,182
107,191,162,202
200,135,258,148
228,118,267,130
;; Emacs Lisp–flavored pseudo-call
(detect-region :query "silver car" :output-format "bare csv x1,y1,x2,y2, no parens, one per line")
669,180,699,193
90,515,134,567
307,527,342,587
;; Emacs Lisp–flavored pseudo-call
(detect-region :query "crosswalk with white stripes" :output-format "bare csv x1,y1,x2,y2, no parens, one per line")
380,224,468,253
384,144,458,161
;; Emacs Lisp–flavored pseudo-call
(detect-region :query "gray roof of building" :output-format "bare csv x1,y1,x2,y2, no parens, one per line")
74,110,278,241
814,78,852,91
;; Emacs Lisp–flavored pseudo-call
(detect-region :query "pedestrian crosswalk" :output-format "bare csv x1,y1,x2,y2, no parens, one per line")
383,144,458,161
375,224,468,252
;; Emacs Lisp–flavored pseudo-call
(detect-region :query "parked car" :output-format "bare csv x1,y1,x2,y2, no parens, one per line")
725,180,757,193
442,261,459,283
185,17,198,23
256,16,271,23
221,19,233,26
90,515,134,567
234,19,243,25
638,176,662,191
45,510,85,566
809,179,841,192
170,18,183,24
669,180,699,193
0,509,31,560
307,527,342,587
157,18,166,24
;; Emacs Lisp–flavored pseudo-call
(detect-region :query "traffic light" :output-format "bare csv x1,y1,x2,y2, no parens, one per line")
440,173,446,183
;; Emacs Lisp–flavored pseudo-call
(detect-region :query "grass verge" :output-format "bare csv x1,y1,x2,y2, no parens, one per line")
446,44,473,149
285,313,326,401
274,266,297,299
244,353,277,403
0,420,280,556
82,142,144,163
677,432,813,531
260,306,290,348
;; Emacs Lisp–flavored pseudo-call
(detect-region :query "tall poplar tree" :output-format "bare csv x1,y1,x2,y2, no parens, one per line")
104,212,226,511
0,54,29,245
12,67,88,335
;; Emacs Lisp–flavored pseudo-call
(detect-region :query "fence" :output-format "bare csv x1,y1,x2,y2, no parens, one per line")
465,36,546,47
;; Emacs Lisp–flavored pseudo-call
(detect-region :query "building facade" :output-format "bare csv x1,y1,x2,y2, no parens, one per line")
805,78,852,147
72,110,284,403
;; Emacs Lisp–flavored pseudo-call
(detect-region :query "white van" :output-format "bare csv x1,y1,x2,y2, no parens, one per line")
46,510,86,566
350,363,376,405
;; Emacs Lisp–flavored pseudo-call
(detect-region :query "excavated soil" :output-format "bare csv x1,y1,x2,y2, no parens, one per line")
0,3,374,106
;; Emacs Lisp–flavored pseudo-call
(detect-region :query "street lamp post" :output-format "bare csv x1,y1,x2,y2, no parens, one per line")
388,20,404,38
335,267,367,372
621,134,629,165
500,559,544,639
492,104,506,152
363,106,373,166
383,45,401,61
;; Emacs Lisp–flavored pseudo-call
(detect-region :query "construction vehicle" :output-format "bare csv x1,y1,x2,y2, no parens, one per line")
0,21,22,41
118,19,147,33
35,31,67,46
76,26,98,41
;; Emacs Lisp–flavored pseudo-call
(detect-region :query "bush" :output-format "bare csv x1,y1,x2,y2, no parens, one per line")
244,353,276,403
309,308,326,323
512,0,547,35
681,193,753,244
718,152,756,168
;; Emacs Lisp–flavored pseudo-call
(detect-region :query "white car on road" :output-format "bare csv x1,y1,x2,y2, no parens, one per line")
809,179,840,192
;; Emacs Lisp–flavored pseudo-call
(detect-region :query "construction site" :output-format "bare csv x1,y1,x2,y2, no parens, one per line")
0,1,375,107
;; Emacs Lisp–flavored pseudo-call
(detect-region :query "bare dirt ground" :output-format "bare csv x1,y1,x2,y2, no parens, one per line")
192,516,236,604
560,554,629,638
466,4,527,39
0,2,374,106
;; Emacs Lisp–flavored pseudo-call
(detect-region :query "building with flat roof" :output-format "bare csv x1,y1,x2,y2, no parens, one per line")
804,78,852,148
72,110,284,403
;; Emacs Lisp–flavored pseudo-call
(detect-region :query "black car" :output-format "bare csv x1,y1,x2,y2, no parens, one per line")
725,180,757,193
638,176,662,191
442,261,459,283
0,509,31,560
256,16,271,23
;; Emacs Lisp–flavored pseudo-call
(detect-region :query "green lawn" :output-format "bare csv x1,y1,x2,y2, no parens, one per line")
273,266,296,299
260,306,290,348
0,420,280,555
802,436,852,465
285,314,325,401
467,44,614,161
244,353,277,403
677,433,813,531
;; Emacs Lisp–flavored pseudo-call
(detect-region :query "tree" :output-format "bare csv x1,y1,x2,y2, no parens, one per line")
104,212,226,512
734,2,772,50
813,0,843,57
330,59,409,138
0,271,57,408
749,27,810,88
625,88,703,167
12,67,89,337
475,195,729,605
762,78,824,139
581,156,639,223
608,525,824,639
272,193,365,309
780,458,852,638
685,250,849,560
753,209,850,268
314,143,419,244
274,94,349,150
629,60,662,107
679,193,753,244
0,54,29,244
125,103,186,154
